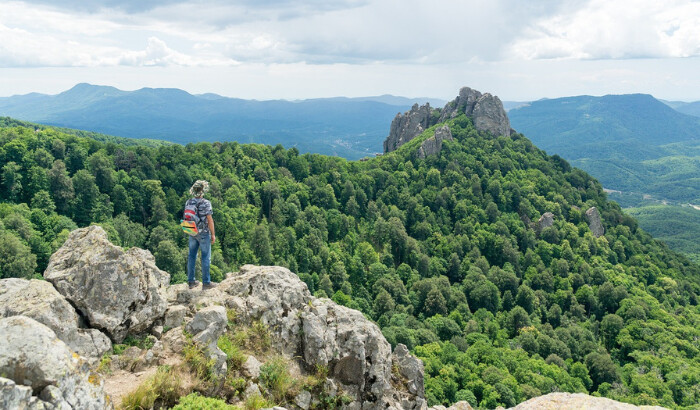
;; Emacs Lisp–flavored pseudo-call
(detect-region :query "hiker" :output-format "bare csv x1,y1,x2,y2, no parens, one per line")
185,180,217,290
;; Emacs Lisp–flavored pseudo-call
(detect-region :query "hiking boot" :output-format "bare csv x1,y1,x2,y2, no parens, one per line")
202,282,217,290
188,281,199,289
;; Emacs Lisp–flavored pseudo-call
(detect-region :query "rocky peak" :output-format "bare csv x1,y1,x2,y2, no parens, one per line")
383,86,512,155
384,103,436,153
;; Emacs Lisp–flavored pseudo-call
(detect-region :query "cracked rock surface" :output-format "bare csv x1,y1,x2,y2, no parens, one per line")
169,264,426,410
44,225,170,343
0,278,111,361
0,316,112,409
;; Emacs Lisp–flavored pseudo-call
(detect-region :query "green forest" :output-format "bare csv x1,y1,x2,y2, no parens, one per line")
1,115,699,409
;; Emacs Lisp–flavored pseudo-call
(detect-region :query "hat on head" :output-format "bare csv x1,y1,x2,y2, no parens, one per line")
189,180,209,197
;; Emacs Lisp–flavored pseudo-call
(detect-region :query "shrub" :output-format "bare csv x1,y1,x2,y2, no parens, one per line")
244,393,274,410
120,366,184,410
259,356,295,403
172,392,238,409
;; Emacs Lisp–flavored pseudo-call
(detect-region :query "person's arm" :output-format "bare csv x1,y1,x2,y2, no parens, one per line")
207,214,216,243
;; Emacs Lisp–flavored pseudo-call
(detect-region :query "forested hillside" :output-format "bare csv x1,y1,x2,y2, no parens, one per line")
1,116,699,409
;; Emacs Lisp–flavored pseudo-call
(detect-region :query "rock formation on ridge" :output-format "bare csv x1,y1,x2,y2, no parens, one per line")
384,86,512,155
0,316,112,409
418,125,454,159
0,278,111,361
44,225,170,343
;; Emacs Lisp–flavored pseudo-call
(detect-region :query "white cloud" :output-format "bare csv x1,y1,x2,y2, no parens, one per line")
509,0,700,60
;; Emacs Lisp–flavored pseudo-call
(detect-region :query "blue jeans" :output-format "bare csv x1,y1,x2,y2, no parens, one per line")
187,233,211,284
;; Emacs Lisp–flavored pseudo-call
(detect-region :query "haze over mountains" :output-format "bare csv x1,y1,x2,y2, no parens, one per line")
0,83,445,160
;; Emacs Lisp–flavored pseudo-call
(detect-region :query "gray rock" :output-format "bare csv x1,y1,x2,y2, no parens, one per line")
384,103,436,153
44,226,170,343
0,377,33,409
242,355,262,379
186,306,227,347
393,344,424,397
185,306,228,379
244,383,262,399
295,390,312,410
164,305,188,329
585,207,605,237
0,278,111,361
162,326,187,354
506,392,667,409
438,87,483,123
0,316,112,409
384,86,511,154
302,298,392,407
417,125,453,159
537,212,555,231
472,93,511,137
174,265,425,409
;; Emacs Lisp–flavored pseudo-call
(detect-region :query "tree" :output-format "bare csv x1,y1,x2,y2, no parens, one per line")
600,314,624,350
251,224,272,265
585,352,619,389
506,306,531,337
71,170,100,226
0,232,37,278
1,162,23,202
48,160,74,215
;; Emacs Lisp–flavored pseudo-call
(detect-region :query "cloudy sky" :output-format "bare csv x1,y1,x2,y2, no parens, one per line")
1,0,700,101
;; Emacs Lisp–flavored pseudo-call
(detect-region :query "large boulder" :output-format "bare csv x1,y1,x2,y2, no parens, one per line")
507,392,667,409
0,316,112,409
0,278,111,360
44,225,170,343
169,265,425,410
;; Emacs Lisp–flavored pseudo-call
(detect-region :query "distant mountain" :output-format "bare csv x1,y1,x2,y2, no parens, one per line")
0,83,442,160
660,99,700,117
509,94,700,203
673,101,700,117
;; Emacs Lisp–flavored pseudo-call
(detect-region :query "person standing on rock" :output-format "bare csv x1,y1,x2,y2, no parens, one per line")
186,180,217,290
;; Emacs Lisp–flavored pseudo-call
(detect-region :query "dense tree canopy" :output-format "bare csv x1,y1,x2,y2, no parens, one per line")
1,116,699,408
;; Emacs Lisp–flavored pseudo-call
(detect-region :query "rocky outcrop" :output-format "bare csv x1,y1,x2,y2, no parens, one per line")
537,212,554,231
168,264,425,410
506,392,667,409
585,207,605,237
384,86,512,154
0,316,112,409
384,103,436,153
0,278,111,361
44,225,170,343
418,125,453,159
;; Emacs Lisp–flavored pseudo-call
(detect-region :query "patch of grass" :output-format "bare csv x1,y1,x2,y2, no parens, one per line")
183,339,215,384
259,356,296,404
244,393,274,410
217,334,246,371
172,392,240,409
113,344,128,355
249,321,271,353
122,334,156,350
226,308,238,329
97,353,112,374
119,366,184,410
